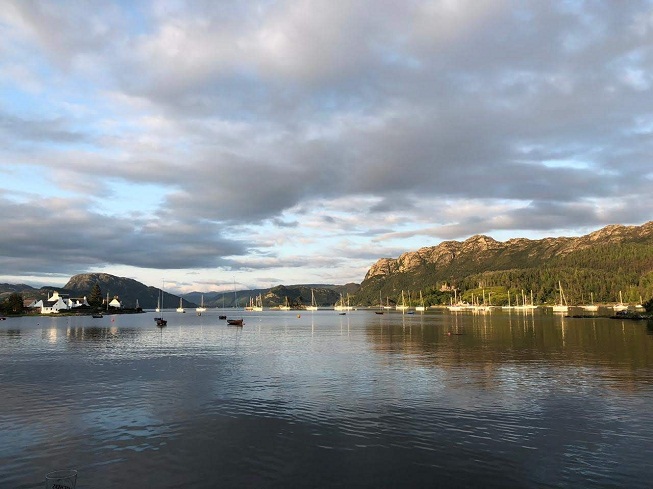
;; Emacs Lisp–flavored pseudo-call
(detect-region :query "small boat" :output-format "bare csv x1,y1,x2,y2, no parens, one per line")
227,318,244,326
176,297,185,313
219,315,227,320
0,316,7,321
156,318,167,327
92,314,103,318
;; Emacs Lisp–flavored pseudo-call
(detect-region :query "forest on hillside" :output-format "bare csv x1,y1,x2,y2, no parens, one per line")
356,242,653,307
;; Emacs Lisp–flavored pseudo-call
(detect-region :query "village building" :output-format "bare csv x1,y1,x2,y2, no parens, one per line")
28,291,90,314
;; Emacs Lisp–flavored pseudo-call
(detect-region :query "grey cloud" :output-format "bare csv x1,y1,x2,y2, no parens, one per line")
0,197,247,277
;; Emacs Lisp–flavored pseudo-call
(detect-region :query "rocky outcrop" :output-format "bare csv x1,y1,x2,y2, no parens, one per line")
364,221,653,282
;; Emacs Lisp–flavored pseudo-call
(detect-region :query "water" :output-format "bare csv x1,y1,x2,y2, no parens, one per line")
1,310,652,488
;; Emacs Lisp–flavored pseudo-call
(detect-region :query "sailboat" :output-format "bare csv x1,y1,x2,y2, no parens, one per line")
580,292,598,311
196,294,206,314
176,297,185,313
253,294,263,312
306,289,318,311
334,293,353,311
502,289,514,311
155,281,167,327
279,296,291,310
155,296,161,313
415,291,426,312
447,289,465,311
396,290,410,311
375,291,384,314
552,281,568,313
613,291,628,312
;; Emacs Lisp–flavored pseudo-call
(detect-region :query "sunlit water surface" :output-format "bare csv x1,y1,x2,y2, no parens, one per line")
1,310,652,488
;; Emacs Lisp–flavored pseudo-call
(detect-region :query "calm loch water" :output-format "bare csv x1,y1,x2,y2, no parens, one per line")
1,310,652,488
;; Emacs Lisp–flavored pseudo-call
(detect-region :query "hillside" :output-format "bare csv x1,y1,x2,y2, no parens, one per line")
358,222,653,306
184,283,358,308
63,273,191,310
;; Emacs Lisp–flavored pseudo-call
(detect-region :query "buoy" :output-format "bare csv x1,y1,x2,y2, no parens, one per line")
297,314,301,318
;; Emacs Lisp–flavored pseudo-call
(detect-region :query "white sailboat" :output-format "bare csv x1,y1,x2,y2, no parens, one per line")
176,297,185,313
279,296,291,311
415,291,426,312
253,294,263,312
196,294,206,314
502,289,514,311
396,290,410,311
155,296,160,313
524,290,537,310
305,289,318,311
447,289,465,311
580,292,598,311
613,291,628,312
334,293,353,311
552,281,568,313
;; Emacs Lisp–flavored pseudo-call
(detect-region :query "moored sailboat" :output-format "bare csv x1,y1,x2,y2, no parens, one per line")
305,289,318,311
196,294,206,314
279,296,291,311
155,280,167,327
396,290,410,312
552,281,568,313
415,291,426,312
613,291,628,312
580,292,599,312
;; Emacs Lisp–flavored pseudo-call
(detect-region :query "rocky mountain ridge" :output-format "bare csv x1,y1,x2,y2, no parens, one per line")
365,222,653,282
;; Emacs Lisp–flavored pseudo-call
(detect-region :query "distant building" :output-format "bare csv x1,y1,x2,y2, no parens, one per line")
108,296,122,309
28,291,90,314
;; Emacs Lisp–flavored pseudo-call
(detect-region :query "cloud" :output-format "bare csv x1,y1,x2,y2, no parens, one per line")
2,1,653,288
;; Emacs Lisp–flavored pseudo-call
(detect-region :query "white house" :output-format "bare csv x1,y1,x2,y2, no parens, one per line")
108,297,122,309
29,291,90,314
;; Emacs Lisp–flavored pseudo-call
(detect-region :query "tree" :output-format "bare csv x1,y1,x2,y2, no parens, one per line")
643,298,653,314
89,283,103,308
6,292,24,314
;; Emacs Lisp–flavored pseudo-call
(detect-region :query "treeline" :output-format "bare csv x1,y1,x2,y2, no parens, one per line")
356,242,653,307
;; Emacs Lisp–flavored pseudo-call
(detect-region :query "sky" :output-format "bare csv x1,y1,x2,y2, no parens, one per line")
1,1,653,295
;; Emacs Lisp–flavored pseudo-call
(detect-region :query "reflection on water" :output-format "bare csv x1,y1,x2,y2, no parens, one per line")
0,310,652,488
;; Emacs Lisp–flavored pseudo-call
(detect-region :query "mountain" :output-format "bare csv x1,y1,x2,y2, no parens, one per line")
62,273,192,309
358,222,653,307
0,283,42,302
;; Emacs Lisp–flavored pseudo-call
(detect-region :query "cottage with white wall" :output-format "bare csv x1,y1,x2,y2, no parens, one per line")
29,291,90,314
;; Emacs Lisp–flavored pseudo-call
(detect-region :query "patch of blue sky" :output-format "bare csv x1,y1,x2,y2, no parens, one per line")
90,180,166,218
116,0,155,36
1,165,78,203
0,86,46,117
